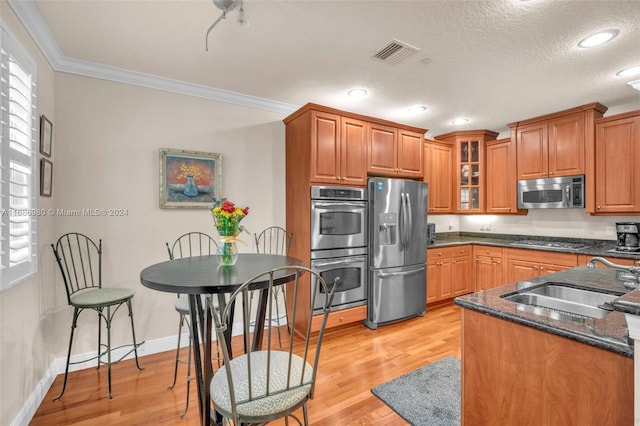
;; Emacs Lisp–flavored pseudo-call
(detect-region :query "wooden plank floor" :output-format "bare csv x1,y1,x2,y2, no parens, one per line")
31,302,461,425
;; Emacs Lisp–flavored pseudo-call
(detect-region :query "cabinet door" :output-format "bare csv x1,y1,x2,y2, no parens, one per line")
548,112,585,177
517,122,548,180
424,140,454,213
367,123,398,176
595,115,640,213
340,117,367,186
397,130,424,178
310,111,341,184
507,258,540,282
427,257,452,303
457,139,483,212
486,139,516,213
452,254,473,296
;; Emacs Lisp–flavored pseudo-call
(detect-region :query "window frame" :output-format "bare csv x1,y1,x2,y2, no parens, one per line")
0,20,39,292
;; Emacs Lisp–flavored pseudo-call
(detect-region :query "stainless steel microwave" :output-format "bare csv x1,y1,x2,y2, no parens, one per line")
517,175,585,209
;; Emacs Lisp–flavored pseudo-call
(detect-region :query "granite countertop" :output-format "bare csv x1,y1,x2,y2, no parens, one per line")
428,232,640,261
454,266,635,357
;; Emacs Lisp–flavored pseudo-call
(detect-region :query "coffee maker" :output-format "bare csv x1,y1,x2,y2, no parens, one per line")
615,222,640,252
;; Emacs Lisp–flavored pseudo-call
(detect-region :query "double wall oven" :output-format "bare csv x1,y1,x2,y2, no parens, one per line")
310,186,367,313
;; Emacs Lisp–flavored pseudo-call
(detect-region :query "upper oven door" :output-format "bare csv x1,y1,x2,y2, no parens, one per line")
311,200,367,251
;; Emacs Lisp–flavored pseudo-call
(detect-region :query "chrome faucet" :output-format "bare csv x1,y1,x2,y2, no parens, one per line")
587,257,640,289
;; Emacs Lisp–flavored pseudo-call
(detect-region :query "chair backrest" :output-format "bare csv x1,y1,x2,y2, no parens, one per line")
254,226,293,255
51,233,102,305
210,265,336,424
166,232,218,260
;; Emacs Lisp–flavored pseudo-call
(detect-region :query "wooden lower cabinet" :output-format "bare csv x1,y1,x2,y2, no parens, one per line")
474,245,506,290
427,245,472,304
461,308,633,425
507,248,578,282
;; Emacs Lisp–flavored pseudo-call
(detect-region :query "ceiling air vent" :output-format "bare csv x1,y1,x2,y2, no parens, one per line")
372,39,421,65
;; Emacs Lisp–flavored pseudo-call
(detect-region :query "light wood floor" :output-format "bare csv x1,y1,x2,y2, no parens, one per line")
31,302,461,425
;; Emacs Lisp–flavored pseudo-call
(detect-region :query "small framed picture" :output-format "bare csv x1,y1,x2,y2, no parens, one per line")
40,158,53,197
39,115,53,157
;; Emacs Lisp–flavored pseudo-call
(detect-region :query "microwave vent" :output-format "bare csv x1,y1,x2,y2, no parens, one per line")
372,39,420,65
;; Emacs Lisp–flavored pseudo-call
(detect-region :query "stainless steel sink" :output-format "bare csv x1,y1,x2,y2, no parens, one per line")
501,283,620,319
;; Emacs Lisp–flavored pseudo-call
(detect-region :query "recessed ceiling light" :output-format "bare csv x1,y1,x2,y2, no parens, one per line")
628,80,640,92
578,30,619,48
347,88,368,98
451,118,469,125
617,66,640,77
408,105,427,113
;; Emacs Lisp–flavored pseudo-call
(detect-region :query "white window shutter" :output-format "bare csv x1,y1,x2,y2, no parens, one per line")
0,21,38,291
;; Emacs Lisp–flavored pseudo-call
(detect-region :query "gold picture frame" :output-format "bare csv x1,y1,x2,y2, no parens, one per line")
159,148,222,208
39,115,53,157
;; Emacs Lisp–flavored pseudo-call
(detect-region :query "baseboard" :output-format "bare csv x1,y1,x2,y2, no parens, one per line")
10,332,189,426
11,315,285,426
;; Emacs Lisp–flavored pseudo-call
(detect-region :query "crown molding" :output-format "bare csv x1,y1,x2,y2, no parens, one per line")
7,0,299,116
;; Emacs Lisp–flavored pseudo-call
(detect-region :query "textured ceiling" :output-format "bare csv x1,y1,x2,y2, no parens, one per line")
29,0,640,136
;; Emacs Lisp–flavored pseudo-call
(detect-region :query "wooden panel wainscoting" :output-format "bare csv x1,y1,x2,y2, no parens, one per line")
31,303,462,425
461,309,633,426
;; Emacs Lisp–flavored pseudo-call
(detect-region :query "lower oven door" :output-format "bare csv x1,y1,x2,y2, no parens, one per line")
311,254,367,313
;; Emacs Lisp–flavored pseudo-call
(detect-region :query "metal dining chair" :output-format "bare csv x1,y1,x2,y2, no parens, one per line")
165,231,220,418
209,265,336,425
50,232,144,401
253,226,293,346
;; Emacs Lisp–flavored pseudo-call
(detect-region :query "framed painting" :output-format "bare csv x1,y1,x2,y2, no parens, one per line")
40,115,53,157
159,148,222,208
40,158,53,197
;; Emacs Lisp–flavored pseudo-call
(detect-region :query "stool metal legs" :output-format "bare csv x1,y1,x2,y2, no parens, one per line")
53,301,144,402
168,311,194,418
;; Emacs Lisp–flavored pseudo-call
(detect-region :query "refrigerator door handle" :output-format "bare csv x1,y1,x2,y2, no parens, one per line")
375,268,425,278
401,192,409,250
406,193,413,242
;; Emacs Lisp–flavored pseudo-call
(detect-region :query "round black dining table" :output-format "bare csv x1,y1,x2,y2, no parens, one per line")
140,253,304,426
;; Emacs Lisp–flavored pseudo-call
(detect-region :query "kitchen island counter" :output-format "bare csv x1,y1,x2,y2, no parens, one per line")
454,266,634,357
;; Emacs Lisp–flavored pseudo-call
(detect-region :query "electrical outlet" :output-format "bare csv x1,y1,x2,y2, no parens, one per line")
480,223,486,231
486,222,492,231
606,226,615,237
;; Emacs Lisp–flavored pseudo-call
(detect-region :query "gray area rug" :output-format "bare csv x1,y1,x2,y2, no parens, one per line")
371,356,460,426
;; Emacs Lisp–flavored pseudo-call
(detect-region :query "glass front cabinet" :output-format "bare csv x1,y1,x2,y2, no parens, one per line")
435,130,498,213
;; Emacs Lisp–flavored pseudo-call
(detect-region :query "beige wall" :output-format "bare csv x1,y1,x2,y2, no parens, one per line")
1,2,57,425
1,1,638,424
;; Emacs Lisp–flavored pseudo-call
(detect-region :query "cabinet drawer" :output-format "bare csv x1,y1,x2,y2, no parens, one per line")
507,247,578,267
429,245,470,259
474,245,503,258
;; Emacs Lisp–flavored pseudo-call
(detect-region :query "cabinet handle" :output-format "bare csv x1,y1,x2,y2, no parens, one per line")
597,206,601,210
549,172,554,175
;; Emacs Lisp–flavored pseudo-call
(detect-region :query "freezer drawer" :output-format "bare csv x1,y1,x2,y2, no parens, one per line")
363,263,426,329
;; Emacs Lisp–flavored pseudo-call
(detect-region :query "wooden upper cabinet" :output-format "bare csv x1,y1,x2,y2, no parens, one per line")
485,138,518,214
340,117,368,186
593,110,640,214
516,122,548,179
367,123,398,175
367,124,424,178
435,130,498,214
424,139,454,213
309,111,367,186
549,112,585,177
397,129,424,178
511,103,607,180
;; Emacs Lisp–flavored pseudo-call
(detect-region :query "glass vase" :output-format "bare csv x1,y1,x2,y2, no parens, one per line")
217,236,238,266
183,175,198,197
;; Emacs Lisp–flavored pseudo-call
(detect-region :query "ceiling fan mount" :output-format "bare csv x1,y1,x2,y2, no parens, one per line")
206,0,248,51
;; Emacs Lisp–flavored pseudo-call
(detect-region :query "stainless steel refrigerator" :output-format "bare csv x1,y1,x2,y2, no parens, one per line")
363,177,427,329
